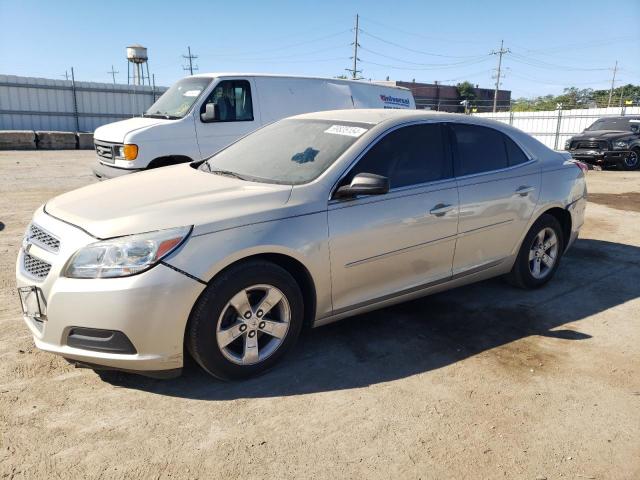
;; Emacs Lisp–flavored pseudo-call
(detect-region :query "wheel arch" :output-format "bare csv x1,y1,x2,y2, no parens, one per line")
195,252,318,329
537,206,572,251
147,155,193,169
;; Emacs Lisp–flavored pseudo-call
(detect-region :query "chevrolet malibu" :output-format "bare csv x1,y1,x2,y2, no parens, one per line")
16,110,587,380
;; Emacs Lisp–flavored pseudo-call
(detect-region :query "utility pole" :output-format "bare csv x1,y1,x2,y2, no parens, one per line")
607,60,618,108
182,46,198,76
490,40,510,113
107,65,119,84
61,71,69,81
345,14,361,80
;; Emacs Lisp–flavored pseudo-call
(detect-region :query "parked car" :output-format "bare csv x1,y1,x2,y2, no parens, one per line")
564,116,640,170
17,110,587,380
92,73,416,179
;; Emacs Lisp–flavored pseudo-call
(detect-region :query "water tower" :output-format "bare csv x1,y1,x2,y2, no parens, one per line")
127,44,150,85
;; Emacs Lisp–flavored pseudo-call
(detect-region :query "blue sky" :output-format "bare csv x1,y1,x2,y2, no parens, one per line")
1,0,638,98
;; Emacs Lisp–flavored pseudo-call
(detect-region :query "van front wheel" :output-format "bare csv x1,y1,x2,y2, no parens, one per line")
186,260,304,380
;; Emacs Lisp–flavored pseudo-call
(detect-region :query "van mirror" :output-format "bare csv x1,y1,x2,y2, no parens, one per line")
201,103,219,122
334,173,390,199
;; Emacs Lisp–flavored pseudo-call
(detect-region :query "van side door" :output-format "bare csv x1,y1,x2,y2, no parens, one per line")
194,78,260,159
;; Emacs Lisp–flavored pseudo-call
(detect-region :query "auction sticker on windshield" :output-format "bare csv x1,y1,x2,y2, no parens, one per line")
324,125,368,137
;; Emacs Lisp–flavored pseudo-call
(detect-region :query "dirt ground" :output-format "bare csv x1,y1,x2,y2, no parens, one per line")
1,151,639,479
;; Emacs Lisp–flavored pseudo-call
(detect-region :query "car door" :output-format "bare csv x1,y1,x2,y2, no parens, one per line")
194,78,259,159
328,123,459,313
449,123,540,276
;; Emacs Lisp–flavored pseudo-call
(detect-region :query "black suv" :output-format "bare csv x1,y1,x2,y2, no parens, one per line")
565,116,640,170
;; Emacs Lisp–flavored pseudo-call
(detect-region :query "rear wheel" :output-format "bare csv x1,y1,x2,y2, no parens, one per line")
187,260,304,380
621,148,640,171
506,214,564,289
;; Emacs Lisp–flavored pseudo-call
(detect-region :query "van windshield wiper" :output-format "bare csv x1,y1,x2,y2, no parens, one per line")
143,112,181,120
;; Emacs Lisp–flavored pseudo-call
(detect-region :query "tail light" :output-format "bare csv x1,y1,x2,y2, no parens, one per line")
570,160,589,174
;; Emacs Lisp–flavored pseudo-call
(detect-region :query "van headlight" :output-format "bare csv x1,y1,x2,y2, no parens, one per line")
612,140,629,150
115,144,139,160
64,226,191,278
564,139,571,150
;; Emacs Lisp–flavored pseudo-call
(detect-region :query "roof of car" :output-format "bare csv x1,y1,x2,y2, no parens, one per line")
291,108,470,125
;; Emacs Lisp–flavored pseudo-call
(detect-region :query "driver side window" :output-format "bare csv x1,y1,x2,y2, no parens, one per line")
342,123,450,190
200,80,254,122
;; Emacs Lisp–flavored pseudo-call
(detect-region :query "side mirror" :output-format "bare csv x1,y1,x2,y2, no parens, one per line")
201,103,219,122
335,173,390,199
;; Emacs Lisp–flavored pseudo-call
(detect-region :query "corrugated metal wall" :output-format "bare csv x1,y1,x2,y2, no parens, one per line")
473,106,640,149
0,74,168,132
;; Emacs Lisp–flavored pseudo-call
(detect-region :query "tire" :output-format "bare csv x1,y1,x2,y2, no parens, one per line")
186,260,304,380
621,148,640,171
506,214,564,289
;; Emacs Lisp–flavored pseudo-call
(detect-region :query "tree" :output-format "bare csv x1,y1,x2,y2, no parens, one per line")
456,81,476,102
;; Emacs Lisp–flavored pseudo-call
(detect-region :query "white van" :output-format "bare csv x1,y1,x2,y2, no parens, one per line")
92,73,416,178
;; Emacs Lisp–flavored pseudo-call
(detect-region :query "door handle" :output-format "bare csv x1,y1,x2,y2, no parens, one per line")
429,203,454,217
515,185,535,196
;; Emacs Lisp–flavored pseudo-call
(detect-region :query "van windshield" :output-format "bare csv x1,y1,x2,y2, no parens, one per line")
202,119,370,184
585,117,638,132
144,77,212,119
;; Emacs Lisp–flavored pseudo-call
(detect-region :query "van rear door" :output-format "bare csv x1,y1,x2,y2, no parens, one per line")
194,78,260,159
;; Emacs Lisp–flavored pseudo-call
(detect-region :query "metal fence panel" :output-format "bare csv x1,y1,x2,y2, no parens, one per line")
473,106,640,149
0,74,168,132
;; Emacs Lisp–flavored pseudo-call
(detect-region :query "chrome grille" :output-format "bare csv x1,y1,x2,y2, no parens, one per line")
95,141,115,163
29,223,60,253
572,140,607,150
23,253,52,280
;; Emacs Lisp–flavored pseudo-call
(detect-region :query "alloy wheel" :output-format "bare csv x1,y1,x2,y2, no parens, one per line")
528,227,559,280
216,284,291,365
624,150,639,169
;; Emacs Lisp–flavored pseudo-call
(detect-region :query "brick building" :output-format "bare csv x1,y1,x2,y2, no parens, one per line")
376,80,511,113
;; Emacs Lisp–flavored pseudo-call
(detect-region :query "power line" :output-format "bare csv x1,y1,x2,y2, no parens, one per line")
359,29,486,59
182,46,198,75
345,14,362,80
60,71,69,81
359,46,491,68
490,40,510,112
607,60,618,108
107,65,119,84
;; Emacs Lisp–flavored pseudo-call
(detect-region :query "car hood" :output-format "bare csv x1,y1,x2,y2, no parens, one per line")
571,130,632,142
45,164,293,239
93,117,173,143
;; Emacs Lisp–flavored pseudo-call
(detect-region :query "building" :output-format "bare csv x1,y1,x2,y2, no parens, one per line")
375,80,511,113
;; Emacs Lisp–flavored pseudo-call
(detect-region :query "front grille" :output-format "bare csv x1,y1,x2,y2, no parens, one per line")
95,141,115,163
23,253,52,280
29,223,60,253
572,140,607,150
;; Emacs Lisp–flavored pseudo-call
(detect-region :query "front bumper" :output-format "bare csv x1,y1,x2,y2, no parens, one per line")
568,149,631,165
16,209,205,374
93,160,143,179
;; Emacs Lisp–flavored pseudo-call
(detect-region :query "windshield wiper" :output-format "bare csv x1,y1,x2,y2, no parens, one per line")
210,168,248,181
143,112,180,120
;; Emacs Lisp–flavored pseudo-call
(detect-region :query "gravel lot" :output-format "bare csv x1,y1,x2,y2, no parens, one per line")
1,151,639,479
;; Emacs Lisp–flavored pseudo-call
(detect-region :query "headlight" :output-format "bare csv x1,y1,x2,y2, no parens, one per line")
114,144,138,160
64,226,191,278
612,140,629,150
564,139,571,150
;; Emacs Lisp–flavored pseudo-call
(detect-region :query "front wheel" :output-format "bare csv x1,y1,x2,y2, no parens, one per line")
506,214,564,289
186,260,304,380
621,148,640,171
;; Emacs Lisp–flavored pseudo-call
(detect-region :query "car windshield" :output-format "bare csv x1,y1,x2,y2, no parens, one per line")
201,119,371,184
144,77,212,119
585,117,638,132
